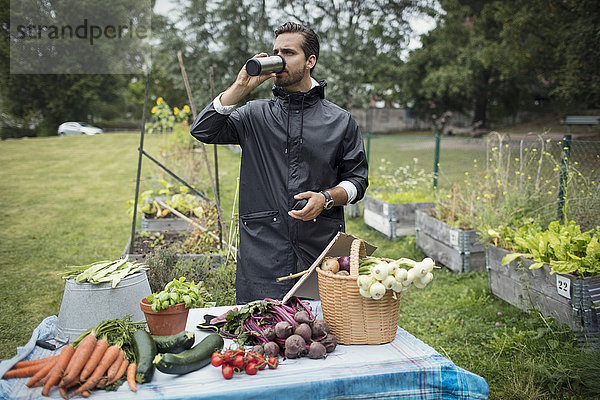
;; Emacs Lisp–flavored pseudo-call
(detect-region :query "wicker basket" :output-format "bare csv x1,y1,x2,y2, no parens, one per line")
316,238,401,345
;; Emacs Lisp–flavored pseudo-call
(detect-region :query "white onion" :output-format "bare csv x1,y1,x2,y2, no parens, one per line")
402,268,416,286
394,268,408,282
421,258,435,273
412,263,427,278
369,282,386,300
371,262,389,281
387,261,399,276
382,275,396,290
357,275,375,290
391,281,404,293
420,272,434,285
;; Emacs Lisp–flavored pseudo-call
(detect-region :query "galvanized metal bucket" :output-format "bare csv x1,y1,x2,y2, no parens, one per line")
55,271,151,342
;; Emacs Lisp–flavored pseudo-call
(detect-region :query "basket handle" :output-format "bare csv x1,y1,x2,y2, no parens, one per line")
350,238,366,277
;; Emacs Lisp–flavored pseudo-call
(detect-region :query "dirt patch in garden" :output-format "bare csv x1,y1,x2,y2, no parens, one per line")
131,232,187,257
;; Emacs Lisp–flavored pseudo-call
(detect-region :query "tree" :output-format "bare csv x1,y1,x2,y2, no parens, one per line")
276,0,433,108
0,0,151,137
148,0,433,110
400,0,600,131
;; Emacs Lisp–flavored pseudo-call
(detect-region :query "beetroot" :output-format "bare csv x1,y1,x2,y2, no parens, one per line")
319,333,338,353
251,344,264,355
263,326,276,341
308,342,327,359
285,334,306,357
263,341,280,358
295,323,312,344
274,321,294,339
294,310,313,324
311,319,330,338
284,348,298,359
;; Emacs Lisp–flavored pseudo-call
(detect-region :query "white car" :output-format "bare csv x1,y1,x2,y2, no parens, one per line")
58,122,104,136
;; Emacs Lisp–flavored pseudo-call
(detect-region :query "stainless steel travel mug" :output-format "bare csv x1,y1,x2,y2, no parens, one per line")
245,55,285,76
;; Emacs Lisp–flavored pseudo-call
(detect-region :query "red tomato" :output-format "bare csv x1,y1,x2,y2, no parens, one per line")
223,350,233,363
268,356,279,369
245,362,258,375
255,354,267,370
246,354,257,364
222,365,234,380
211,354,223,367
231,354,246,368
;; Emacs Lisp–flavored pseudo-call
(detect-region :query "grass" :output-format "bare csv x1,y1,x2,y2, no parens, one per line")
1,131,599,399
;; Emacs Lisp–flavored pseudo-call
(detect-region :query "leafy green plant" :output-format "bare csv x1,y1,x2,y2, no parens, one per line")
127,179,217,221
204,261,236,306
500,220,600,278
138,231,165,248
146,276,214,312
368,158,435,203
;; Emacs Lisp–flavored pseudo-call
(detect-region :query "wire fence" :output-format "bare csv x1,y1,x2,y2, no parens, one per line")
364,132,600,232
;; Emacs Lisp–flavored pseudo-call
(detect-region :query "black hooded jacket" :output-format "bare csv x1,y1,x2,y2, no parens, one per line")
190,80,368,303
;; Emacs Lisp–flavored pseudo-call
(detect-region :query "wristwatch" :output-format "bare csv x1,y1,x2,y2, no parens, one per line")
320,190,334,210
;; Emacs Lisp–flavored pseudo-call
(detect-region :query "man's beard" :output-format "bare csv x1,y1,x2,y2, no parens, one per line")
274,67,307,89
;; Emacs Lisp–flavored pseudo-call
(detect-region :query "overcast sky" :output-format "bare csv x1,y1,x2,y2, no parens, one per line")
152,0,436,57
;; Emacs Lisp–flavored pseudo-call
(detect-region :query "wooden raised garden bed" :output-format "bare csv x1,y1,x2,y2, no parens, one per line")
363,195,434,238
141,195,204,232
487,244,600,349
122,231,223,267
141,215,193,232
415,209,485,273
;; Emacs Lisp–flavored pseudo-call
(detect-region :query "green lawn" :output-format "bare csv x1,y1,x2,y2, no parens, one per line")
1,132,598,399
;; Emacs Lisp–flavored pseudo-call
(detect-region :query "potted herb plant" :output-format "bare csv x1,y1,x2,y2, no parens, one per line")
140,277,215,335
363,158,435,238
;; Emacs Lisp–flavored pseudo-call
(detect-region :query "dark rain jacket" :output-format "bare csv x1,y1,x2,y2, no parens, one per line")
190,80,368,303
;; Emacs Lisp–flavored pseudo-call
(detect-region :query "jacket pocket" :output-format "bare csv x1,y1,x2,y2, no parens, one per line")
241,210,279,222
238,210,293,281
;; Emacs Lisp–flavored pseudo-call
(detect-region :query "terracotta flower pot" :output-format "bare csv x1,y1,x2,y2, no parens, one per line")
140,297,190,336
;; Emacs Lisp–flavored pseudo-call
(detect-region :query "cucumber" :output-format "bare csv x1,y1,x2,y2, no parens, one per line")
153,333,224,375
152,331,195,354
133,329,158,383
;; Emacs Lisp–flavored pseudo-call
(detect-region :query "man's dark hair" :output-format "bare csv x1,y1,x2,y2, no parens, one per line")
275,22,319,74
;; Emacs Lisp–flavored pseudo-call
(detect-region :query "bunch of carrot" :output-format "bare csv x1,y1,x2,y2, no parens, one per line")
3,316,145,398
3,333,137,398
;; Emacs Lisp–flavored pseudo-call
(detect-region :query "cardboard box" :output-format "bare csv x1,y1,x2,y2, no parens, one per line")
282,232,376,303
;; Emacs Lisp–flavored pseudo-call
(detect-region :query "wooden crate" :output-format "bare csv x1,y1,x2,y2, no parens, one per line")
415,210,485,273
141,195,205,232
487,244,600,349
363,195,434,238
141,215,193,232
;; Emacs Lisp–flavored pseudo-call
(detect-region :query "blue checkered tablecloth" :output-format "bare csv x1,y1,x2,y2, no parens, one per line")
1,302,488,399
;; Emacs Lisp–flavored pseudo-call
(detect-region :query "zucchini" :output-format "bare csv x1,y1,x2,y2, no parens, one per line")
153,333,224,375
133,329,158,383
152,331,195,354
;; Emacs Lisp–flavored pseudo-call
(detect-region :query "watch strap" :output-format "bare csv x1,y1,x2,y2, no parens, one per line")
320,190,334,210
